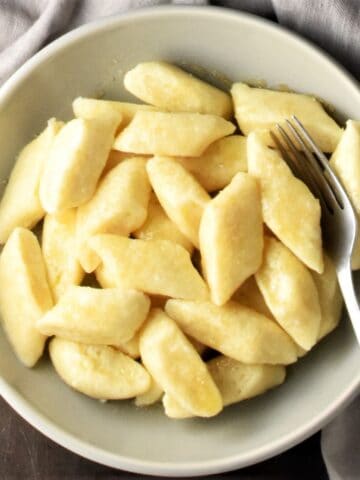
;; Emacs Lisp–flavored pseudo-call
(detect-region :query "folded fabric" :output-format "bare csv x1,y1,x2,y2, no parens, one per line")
0,0,207,84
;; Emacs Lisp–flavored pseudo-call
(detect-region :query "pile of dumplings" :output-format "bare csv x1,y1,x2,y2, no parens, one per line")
0,61,357,419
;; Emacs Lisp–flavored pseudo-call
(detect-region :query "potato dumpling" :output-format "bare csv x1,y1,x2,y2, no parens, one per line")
139,309,222,417
135,376,163,407
208,356,286,406
124,61,233,118
90,235,209,300
330,120,360,269
102,150,150,176
330,121,360,211
165,299,297,365
40,116,121,213
175,135,247,192
311,255,343,341
162,394,191,419
115,332,141,359
76,158,151,272
231,82,342,152
200,172,263,305
134,194,193,253
232,276,274,320
0,119,63,244
256,237,321,351
164,357,286,418
49,338,150,399
42,209,84,300
37,286,150,345
0,228,53,367
113,111,235,157
247,131,323,273
73,97,157,127
147,156,210,247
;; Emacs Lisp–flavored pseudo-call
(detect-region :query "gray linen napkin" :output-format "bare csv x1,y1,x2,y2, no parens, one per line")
0,1,359,478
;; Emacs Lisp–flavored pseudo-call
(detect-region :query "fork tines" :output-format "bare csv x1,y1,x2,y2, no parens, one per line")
271,116,345,213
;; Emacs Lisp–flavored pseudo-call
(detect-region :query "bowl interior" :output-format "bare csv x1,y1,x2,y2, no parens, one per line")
0,7,359,477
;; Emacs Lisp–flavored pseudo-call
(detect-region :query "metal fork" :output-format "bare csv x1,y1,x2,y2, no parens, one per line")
272,116,360,345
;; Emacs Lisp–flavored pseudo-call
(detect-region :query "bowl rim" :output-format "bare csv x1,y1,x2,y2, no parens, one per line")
0,5,360,477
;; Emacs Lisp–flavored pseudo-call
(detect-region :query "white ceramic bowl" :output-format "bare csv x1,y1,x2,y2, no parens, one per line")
0,6,359,477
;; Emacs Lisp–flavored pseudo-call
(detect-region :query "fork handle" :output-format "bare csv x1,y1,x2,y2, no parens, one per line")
337,262,360,345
